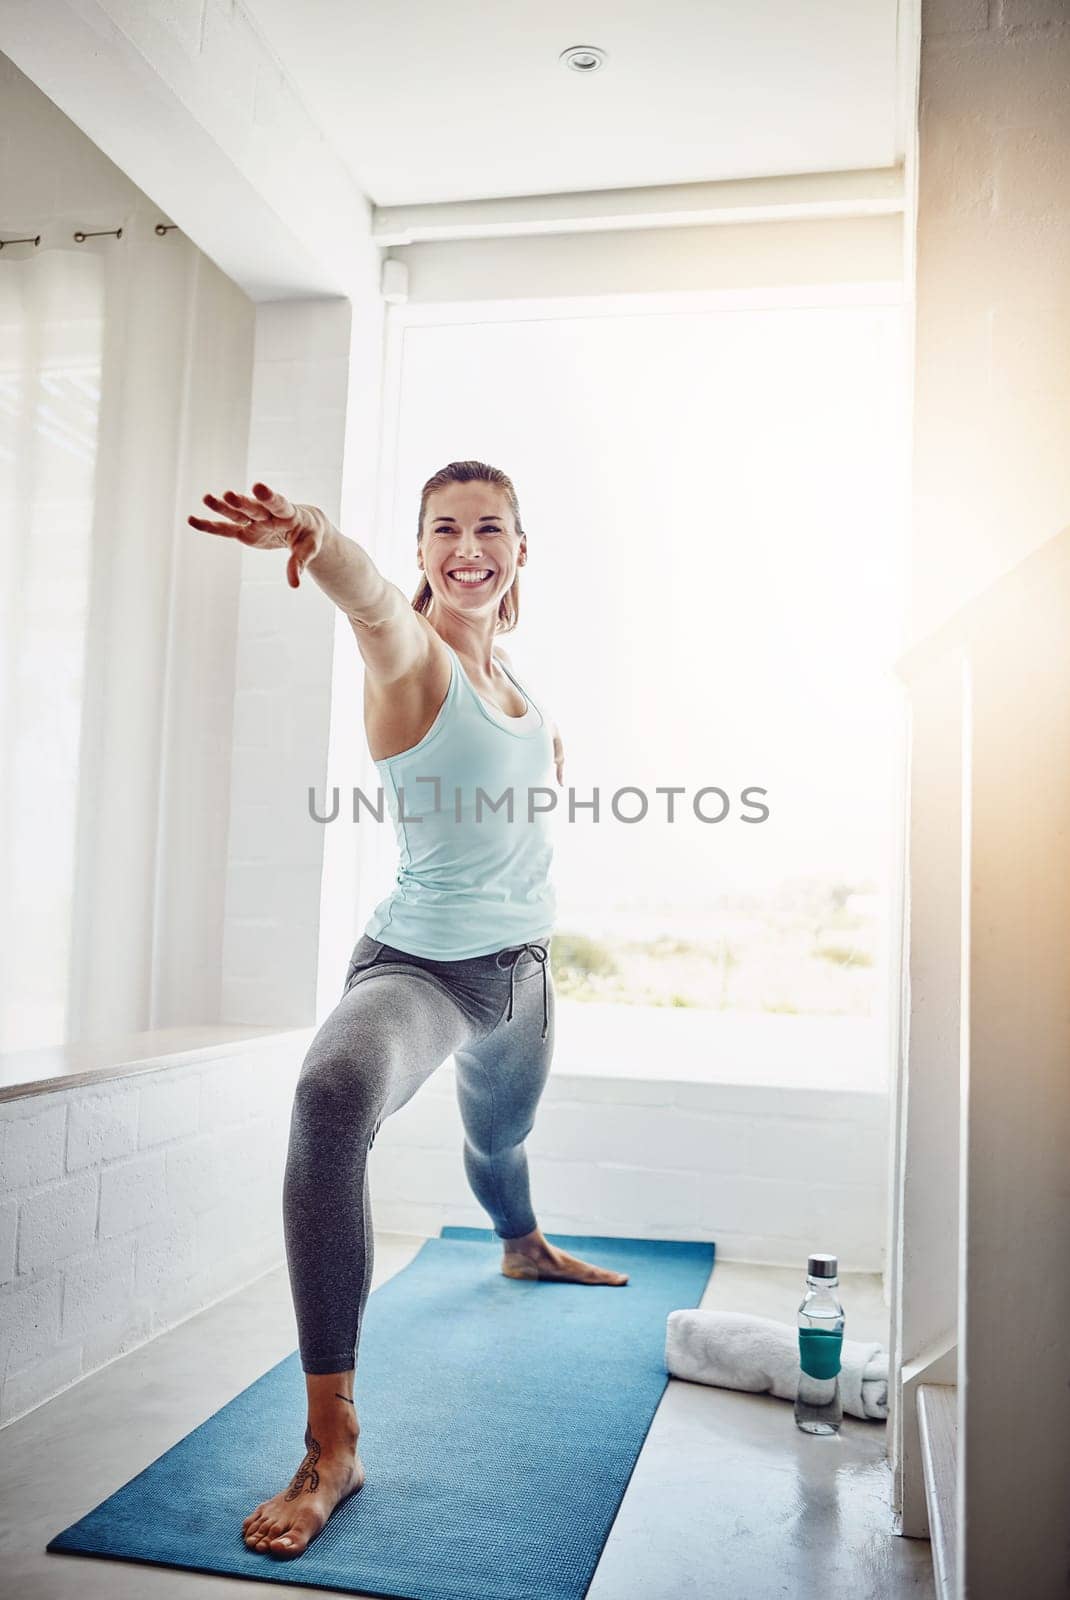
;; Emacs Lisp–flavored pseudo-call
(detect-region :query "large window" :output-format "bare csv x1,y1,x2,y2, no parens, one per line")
372,289,908,1081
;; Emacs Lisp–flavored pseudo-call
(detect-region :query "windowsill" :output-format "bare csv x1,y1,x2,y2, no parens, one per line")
551,1000,889,1094
0,1024,313,1103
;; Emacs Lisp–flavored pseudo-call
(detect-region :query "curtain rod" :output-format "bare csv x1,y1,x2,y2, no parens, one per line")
0,224,179,250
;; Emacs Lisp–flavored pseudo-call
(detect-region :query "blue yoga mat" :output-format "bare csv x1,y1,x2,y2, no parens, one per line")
48,1226,714,1600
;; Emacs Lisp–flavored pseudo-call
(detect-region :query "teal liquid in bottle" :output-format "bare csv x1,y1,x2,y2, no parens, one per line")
794,1252,844,1434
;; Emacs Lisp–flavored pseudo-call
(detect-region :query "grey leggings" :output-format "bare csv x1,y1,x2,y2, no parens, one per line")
282,932,555,1375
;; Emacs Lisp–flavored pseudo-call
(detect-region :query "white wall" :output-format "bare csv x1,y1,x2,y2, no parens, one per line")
373,1065,888,1273
0,1041,301,1426
909,0,1070,641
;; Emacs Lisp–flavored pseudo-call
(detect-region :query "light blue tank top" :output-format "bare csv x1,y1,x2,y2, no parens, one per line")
364,641,557,959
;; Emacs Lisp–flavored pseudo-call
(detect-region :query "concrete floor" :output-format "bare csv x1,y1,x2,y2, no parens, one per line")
0,1236,935,1600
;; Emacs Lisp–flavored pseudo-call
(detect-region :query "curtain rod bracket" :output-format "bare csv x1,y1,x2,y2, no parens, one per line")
3,224,176,249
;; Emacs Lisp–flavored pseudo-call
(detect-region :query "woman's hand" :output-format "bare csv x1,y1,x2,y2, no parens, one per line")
187,481,334,589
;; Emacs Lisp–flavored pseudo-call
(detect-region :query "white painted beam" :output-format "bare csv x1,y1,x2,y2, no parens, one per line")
373,166,905,245
0,0,375,301
389,215,903,306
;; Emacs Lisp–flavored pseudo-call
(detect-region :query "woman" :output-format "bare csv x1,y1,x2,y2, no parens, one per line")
188,459,627,1562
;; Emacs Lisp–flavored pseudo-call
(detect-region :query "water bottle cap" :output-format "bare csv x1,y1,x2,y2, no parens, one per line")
807,1253,838,1278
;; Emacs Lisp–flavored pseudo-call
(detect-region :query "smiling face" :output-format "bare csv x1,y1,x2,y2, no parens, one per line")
418,480,526,621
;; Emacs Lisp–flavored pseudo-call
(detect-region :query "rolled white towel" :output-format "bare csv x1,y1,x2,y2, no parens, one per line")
665,1308,888,1422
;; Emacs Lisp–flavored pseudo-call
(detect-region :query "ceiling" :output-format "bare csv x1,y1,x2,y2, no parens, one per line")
242,0,906,209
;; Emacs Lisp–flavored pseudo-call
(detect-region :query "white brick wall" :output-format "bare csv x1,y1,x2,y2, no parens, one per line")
368,1065,888,1274
220,297,357,1030
0,1036,886,1427
0,1037,304,1427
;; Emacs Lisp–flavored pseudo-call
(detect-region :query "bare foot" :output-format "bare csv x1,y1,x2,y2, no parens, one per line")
242,1423,365,1559
501,1227,629,1286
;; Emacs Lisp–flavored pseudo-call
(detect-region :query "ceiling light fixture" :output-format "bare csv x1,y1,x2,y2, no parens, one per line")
560,44,607,73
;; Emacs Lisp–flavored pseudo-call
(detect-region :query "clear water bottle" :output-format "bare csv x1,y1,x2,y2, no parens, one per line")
794,1252,845,1434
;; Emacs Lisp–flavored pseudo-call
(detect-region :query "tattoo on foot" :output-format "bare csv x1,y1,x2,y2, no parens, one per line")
285,1433,321,1500
334,1393,355,1405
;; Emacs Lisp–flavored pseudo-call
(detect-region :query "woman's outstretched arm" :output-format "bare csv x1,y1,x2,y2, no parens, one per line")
188,480,431,683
